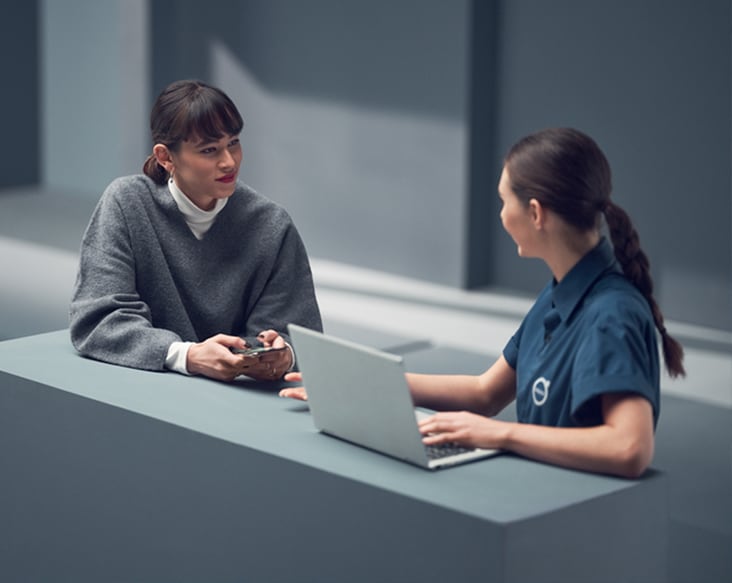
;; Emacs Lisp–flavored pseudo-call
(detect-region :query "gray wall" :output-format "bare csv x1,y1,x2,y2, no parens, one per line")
150,0,731,331
1,0,730,332
0,1,39,188
488,0,732,330
153,0,472,288
41,0,149,196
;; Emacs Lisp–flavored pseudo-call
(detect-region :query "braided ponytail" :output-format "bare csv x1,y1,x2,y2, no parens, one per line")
505,127,685,378
604,201,685,377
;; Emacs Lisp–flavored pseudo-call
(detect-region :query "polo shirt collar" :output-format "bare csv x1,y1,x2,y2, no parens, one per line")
551,237,620,322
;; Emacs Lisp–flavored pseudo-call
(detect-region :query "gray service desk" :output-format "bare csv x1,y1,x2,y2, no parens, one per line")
0,331,667,583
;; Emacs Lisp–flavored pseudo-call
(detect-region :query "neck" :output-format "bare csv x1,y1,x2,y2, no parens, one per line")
545,229,601,282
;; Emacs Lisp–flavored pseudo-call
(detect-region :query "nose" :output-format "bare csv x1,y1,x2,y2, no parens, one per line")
219,148,236,170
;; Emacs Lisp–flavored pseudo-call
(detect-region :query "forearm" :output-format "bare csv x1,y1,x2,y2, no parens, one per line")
408,355,516,416
70,295,179,371
407,373,494,414
500,420,652,479
498,395,655,478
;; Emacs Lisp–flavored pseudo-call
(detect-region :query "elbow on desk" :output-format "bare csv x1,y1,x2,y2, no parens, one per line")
610,437,655,480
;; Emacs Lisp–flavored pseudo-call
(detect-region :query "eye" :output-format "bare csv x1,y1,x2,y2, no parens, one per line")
228,138,240,148
200,146,216,155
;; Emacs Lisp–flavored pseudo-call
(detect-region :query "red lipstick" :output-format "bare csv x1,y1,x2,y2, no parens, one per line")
216,173,236,183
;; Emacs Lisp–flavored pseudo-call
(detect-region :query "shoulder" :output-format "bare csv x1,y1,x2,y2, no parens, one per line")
100,175,159,206
583,273,653,330
104,174,157,195
228,183,294,225
87,176,169,235
232,183,287,211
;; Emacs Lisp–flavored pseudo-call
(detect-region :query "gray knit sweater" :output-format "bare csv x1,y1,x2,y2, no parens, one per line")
69,175,322,371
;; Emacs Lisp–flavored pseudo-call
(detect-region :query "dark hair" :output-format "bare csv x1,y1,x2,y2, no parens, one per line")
142,80,244,185
505,128,685,378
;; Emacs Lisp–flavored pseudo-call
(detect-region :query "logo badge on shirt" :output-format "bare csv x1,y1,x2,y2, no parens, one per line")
532,376,551,406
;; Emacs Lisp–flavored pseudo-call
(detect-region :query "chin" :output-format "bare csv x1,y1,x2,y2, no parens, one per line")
217,185,237,197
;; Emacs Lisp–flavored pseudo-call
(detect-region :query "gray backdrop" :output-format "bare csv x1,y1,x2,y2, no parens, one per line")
1,0,730,331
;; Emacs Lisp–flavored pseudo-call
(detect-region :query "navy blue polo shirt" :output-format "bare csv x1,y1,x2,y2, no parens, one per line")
503,238,660,428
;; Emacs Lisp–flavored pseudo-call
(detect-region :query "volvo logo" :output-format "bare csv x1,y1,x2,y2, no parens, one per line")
532,377,551,406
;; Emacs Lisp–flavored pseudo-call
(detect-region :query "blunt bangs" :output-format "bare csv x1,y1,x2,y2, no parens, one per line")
171,87,244,145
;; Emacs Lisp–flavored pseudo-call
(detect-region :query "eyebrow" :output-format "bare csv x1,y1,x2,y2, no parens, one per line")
191,138,217,148
191,134,239,148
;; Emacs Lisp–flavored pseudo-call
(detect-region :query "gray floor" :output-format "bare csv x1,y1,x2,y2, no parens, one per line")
1,186,731,582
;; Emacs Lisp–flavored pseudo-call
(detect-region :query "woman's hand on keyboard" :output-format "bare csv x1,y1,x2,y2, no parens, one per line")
418,411,507,449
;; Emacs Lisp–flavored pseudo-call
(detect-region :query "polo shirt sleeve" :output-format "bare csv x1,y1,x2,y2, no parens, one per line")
502,321,524,370
570,305,659,426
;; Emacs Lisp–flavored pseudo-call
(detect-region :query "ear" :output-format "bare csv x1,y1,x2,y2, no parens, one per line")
528,198,546,230
152,144,175,174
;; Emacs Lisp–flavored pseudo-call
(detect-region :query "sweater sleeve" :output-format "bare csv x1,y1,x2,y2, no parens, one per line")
241,218,323,351
69,183,180,371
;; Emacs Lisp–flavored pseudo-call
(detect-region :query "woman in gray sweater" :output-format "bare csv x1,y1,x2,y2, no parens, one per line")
70,80,322,382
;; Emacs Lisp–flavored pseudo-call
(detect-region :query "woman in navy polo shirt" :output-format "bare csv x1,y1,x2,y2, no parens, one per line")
409,127,685,478
282,127,685,478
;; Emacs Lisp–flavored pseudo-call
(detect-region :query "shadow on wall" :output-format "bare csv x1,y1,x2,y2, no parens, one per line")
152,0,467,121
151,0,477,290
211,41,469,288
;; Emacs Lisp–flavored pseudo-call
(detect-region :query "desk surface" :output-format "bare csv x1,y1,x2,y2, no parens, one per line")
0,329,644,526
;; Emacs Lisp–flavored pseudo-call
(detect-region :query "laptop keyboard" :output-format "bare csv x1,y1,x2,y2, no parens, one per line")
425,442,474,460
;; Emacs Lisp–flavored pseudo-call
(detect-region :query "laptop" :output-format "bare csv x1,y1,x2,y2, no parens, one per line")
288,324,501,470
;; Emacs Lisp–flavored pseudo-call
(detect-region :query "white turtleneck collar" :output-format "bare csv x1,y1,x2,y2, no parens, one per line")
167,178,228,240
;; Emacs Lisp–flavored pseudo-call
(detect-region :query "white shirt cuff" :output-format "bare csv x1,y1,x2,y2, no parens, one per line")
284,342,296,372
165,341,194,375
